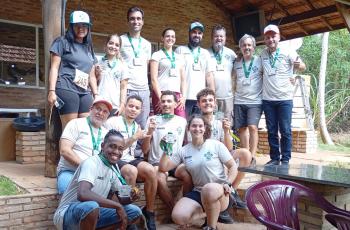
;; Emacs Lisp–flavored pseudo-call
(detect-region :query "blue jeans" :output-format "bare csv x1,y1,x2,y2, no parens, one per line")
57,170,75,194
262,100,293,162
63,201,142,230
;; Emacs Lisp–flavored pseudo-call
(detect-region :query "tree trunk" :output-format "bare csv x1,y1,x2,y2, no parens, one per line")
318,32,334,145
43,0,65,177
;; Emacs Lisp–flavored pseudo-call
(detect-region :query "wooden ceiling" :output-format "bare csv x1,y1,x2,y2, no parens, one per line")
216,0,350,40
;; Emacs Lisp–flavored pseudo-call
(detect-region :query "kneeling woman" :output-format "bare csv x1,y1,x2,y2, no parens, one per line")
159,115,238,230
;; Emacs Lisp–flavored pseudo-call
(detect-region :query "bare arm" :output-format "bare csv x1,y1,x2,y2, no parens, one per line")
224,159,238,184
89,65,98,98
78,181,127,230
47,54,61,107
150,60,162,100
178,65,187,109
59,139,83,167
119,79,128,114
140,118,156,157
222,119,233,151
206,71,215,92
159,152,178,173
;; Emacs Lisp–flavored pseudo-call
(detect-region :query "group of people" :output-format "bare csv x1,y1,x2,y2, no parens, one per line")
50,5,306,230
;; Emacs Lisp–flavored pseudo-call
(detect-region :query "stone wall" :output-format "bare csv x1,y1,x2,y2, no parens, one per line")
16,131,45,164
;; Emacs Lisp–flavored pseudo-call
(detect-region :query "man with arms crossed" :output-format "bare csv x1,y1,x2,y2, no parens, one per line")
208,25,236,121
53,129,142,230
57,98,112,194
261,25,306,166
175,21,215,118
120,6,152,129
141,91,188,210
104,95,158,230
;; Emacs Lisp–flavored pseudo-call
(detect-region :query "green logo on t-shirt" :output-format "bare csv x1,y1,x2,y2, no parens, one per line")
204,151,213,161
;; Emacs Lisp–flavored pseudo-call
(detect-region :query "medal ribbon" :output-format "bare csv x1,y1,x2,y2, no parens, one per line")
162,48,176,69
269,48,280,68
102,56,117,69
243,56,255,78
98,153,127,185
188,45,201,64
87,117,102,153
212,47,223,64
127,33,142,58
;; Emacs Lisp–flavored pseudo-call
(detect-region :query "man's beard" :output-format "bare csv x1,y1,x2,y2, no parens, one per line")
189,37,201,47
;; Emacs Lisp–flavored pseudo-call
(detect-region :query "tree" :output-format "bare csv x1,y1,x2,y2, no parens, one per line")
318,32,334,145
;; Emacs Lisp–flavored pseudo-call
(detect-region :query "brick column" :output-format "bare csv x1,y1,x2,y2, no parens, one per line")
16,131,46,164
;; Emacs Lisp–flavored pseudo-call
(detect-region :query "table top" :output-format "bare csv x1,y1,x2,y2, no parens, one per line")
239,163,350,188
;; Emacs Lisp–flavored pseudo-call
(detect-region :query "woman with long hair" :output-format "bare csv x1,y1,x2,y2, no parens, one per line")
150,28,186,117
47,10,98,129
159,115,238,230
96,34,128,116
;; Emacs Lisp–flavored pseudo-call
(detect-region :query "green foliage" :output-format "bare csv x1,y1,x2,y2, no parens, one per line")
0,176,22,196
298,29,350,132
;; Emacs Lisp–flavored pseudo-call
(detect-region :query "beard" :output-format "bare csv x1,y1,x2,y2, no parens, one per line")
189,36,201,47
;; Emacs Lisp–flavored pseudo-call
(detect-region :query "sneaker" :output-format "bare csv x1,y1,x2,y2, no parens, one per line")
218,209,234,224
142,207,156,230
202,226,217,230
229,189,247,209
281,160,289,165
250,157,257,167
265,160,280,166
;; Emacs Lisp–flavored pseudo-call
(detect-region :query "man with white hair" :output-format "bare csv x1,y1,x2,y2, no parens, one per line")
261,25,306,166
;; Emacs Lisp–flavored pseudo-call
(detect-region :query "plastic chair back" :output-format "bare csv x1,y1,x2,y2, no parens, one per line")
325,213,350,230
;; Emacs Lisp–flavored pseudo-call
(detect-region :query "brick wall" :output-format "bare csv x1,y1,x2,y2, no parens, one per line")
15,131,46,164
258,129,318,154
0,193,58,229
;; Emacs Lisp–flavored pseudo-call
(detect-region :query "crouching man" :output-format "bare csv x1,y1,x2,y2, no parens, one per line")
53,130,142,230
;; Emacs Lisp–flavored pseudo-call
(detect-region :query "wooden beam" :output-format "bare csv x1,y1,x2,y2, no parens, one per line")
282,23,344,40
304,0,333,30
336,2,350,33
270,5,338,25
43,0,64,178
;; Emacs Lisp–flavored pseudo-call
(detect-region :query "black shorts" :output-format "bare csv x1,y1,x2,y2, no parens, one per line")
117,157,145,169
56,88,93,115
184,190,203,208
234,104,262,129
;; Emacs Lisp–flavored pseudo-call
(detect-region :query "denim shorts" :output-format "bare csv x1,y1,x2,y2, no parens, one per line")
57,170,75,194
63,201,142,230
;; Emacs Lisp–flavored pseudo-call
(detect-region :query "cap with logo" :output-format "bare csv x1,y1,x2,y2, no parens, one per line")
264,24,280,34
69,11,91,25
92,97,113,112
189,21,204,32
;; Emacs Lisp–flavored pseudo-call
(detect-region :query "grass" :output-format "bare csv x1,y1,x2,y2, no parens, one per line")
318,143,350,153
0,176,22,196
328,161,350,169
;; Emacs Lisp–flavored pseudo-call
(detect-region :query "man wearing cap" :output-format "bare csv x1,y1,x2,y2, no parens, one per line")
261,24,306,166
57,98,112,194
208,25,236,121
120,6,152,130
175,21,215,118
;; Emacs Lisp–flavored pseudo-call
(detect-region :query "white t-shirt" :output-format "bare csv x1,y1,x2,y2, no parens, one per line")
260,46,299,100
170,139,232,191
208,46,236,99
97,57,129,109
233,56,263,104
175,45,215,100
53,155,122,230
120,34,151,91
147,115,187,165
57,117,108,174
104,116,140,162
151,50,185,93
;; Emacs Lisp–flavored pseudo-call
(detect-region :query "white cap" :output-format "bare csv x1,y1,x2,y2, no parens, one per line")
69,11,91,25
189,22,204,32
264,24,280,34
92,97,113,112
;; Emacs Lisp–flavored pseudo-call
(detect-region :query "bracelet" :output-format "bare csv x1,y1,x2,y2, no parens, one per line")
223,182,232,187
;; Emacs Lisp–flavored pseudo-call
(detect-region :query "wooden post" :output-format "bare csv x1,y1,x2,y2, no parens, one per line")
43,0,64,177
336,1,350,33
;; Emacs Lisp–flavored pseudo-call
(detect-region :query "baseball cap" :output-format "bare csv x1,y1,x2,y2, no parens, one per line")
264,24,280,34
92,97,113,112
189,21,204,32
69,11,91,25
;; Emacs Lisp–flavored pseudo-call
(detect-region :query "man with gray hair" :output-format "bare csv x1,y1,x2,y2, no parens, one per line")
208,25,236,122
175,21,215,118
233,34,263,164
261,24,306,166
